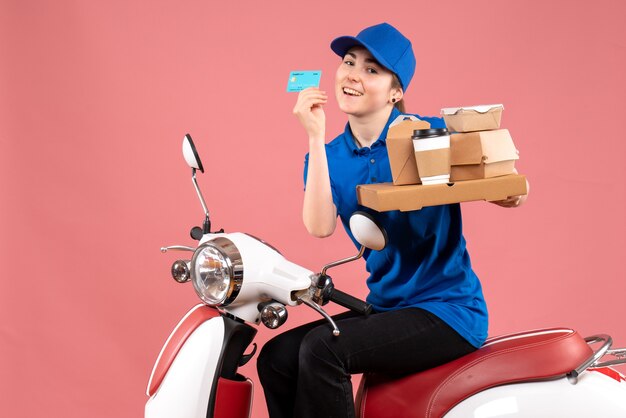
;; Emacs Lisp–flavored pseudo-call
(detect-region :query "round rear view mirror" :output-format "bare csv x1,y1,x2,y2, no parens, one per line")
182,133,204,173
349,211,387,251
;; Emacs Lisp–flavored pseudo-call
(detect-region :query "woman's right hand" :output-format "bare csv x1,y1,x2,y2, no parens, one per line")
292,87,327,141
295,88,336,237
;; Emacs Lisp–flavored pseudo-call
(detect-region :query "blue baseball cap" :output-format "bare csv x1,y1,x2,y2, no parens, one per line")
330,23,416,92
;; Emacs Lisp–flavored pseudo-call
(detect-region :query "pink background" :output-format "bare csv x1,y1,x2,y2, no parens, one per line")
1,1,625,417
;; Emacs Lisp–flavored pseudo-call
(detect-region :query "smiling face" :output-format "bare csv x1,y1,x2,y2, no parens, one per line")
335,46,403,117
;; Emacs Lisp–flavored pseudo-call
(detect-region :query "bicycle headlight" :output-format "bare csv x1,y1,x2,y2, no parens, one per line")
190,237,243,306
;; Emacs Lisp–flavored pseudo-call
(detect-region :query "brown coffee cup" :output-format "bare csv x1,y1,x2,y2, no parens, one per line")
412,128,451,185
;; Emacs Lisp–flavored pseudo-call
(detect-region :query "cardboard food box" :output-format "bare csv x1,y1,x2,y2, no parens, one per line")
450,129,519,181
357,174,527,212
386,115,431,185
441,104,504,133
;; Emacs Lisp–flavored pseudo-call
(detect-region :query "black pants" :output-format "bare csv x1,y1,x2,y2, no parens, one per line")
257,307,476,418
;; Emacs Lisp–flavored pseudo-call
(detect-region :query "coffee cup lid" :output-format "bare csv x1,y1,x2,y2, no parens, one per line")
412,128,448,139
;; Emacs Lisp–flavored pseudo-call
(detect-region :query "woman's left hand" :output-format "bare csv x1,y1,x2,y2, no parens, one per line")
490,177,529,208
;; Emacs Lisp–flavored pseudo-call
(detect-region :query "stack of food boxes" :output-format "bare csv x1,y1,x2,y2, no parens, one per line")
387,104,519,185
358,105,525,212
442,104,519,182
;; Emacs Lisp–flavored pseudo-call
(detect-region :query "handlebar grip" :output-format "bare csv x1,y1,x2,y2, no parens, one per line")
330,288,372,316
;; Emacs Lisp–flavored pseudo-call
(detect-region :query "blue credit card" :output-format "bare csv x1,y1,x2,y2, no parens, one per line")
286,70,322,92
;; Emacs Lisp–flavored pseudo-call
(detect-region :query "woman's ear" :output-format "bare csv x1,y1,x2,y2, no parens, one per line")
390,88,404,104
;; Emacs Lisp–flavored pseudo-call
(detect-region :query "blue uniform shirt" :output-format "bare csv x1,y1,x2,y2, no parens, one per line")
304,107,488,348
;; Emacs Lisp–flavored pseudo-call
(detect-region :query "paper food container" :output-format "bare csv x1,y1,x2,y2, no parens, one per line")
357,174,528,212
386,115,431,185
441,104,504,133
450,129,519,182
